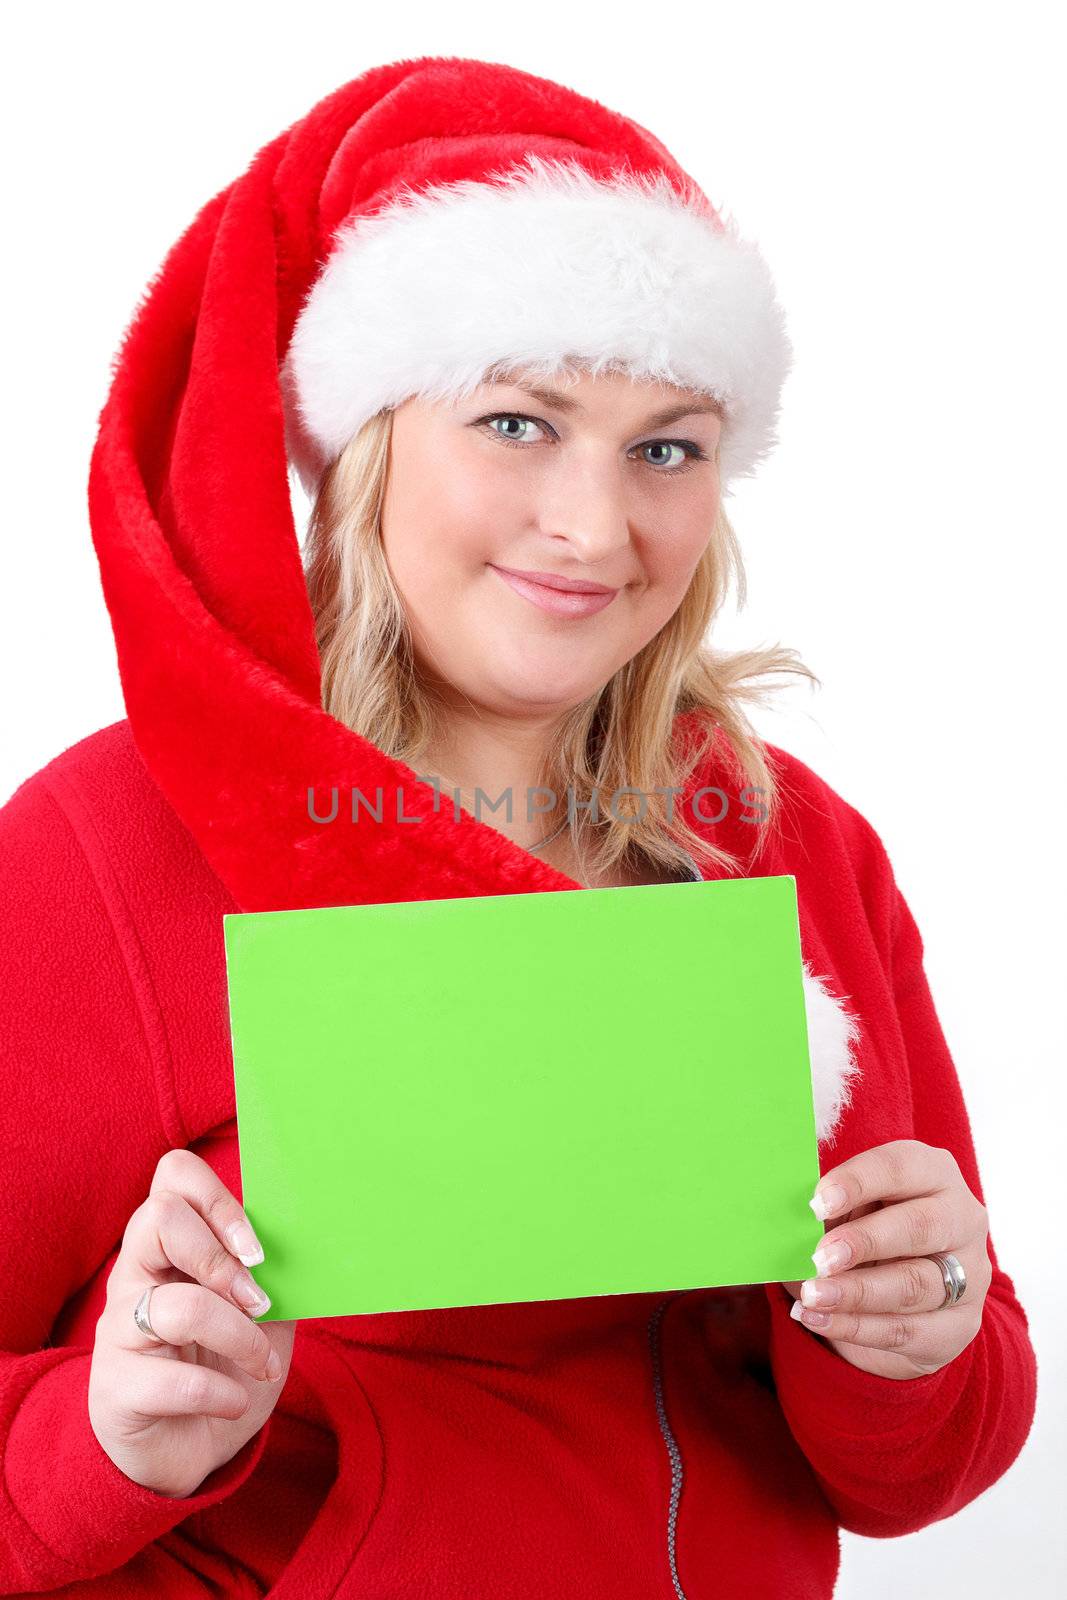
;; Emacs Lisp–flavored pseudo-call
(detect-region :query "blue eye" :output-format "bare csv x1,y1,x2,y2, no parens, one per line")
486,415,547,445
640,441,690,470
475,412,708,474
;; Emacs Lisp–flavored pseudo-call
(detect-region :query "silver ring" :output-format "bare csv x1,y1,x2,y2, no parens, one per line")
133,1285,165,1343
927,1251,967,1308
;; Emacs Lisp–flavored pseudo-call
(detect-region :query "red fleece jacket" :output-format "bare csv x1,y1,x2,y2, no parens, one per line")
0,718,1036,1599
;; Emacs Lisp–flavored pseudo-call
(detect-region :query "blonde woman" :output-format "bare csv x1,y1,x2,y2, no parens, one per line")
0,55,1035,1600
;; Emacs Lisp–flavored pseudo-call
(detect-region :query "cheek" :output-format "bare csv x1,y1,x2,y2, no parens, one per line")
385,448,509,584
380,459,516,673
641,515,711,605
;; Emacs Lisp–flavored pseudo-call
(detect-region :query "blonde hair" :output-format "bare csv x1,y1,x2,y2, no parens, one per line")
303,404,819,880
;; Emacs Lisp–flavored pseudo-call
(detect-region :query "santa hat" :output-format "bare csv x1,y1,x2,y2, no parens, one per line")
279,130,792,501
87,56,855,1144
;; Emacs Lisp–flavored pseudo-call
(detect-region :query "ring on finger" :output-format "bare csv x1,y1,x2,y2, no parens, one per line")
798,1251,966,1318
926,1250,967,1308
133,1284,166,1344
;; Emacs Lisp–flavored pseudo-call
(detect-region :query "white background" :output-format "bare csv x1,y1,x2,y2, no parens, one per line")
1,4,1062,1593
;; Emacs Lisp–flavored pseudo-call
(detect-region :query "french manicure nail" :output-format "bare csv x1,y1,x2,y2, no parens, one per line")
801,1278,840,1308
231,1271,271,1316
265,1349,283,1382
812,1240,851,1275
225,1218,265,1267
809,1183,847,1221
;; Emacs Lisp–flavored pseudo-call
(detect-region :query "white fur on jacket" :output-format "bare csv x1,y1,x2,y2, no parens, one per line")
801,963,863,1149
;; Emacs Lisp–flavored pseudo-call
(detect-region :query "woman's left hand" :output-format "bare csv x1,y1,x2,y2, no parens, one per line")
781,1139,992,1380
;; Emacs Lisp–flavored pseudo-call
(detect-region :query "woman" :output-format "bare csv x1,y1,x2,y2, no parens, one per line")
0,54,1036,1600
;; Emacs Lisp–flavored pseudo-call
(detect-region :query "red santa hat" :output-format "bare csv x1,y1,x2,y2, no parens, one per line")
279,122,791,501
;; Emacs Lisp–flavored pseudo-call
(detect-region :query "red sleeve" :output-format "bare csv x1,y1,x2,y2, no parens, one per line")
763,848,1038,1538
0,774,270,1590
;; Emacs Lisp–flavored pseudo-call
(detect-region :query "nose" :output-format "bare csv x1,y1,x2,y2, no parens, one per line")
535,454,635,571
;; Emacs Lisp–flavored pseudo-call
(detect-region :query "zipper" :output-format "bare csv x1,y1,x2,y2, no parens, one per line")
646,857,701,1592
647,1293,690,1600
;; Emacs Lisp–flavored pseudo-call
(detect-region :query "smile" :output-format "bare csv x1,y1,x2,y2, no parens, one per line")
488,565,619,618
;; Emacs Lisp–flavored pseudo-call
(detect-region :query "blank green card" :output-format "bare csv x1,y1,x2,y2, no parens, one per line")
222,874,824,1322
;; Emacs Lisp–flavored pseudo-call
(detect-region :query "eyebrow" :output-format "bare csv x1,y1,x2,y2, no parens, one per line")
488,379,723,431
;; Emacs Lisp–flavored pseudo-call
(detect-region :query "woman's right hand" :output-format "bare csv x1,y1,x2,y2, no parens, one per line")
88,1148,296,1499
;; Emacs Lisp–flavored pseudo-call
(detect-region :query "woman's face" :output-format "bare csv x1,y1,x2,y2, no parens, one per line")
380,366,723,721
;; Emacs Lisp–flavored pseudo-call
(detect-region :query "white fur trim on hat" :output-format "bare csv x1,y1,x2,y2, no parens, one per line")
280,153,793,499
801,963,863,1148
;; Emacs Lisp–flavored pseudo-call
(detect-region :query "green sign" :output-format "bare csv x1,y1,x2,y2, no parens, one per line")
223,874,823,1322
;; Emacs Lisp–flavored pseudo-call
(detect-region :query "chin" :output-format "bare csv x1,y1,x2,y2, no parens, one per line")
478,667,602,718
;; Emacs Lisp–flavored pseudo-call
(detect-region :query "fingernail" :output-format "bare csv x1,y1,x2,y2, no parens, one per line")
225,1218,265,1267
231,1271,271,1316
809,1183,847,1221
812,1240,852,1275
265,1349,283,1382
790,1300,832,1329
800,1278,841,1308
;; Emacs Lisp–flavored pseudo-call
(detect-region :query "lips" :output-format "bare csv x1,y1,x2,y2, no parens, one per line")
488,565,619,619
493,567,617,595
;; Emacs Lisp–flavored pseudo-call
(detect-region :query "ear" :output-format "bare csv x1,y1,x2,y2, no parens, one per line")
801,963,864,1148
